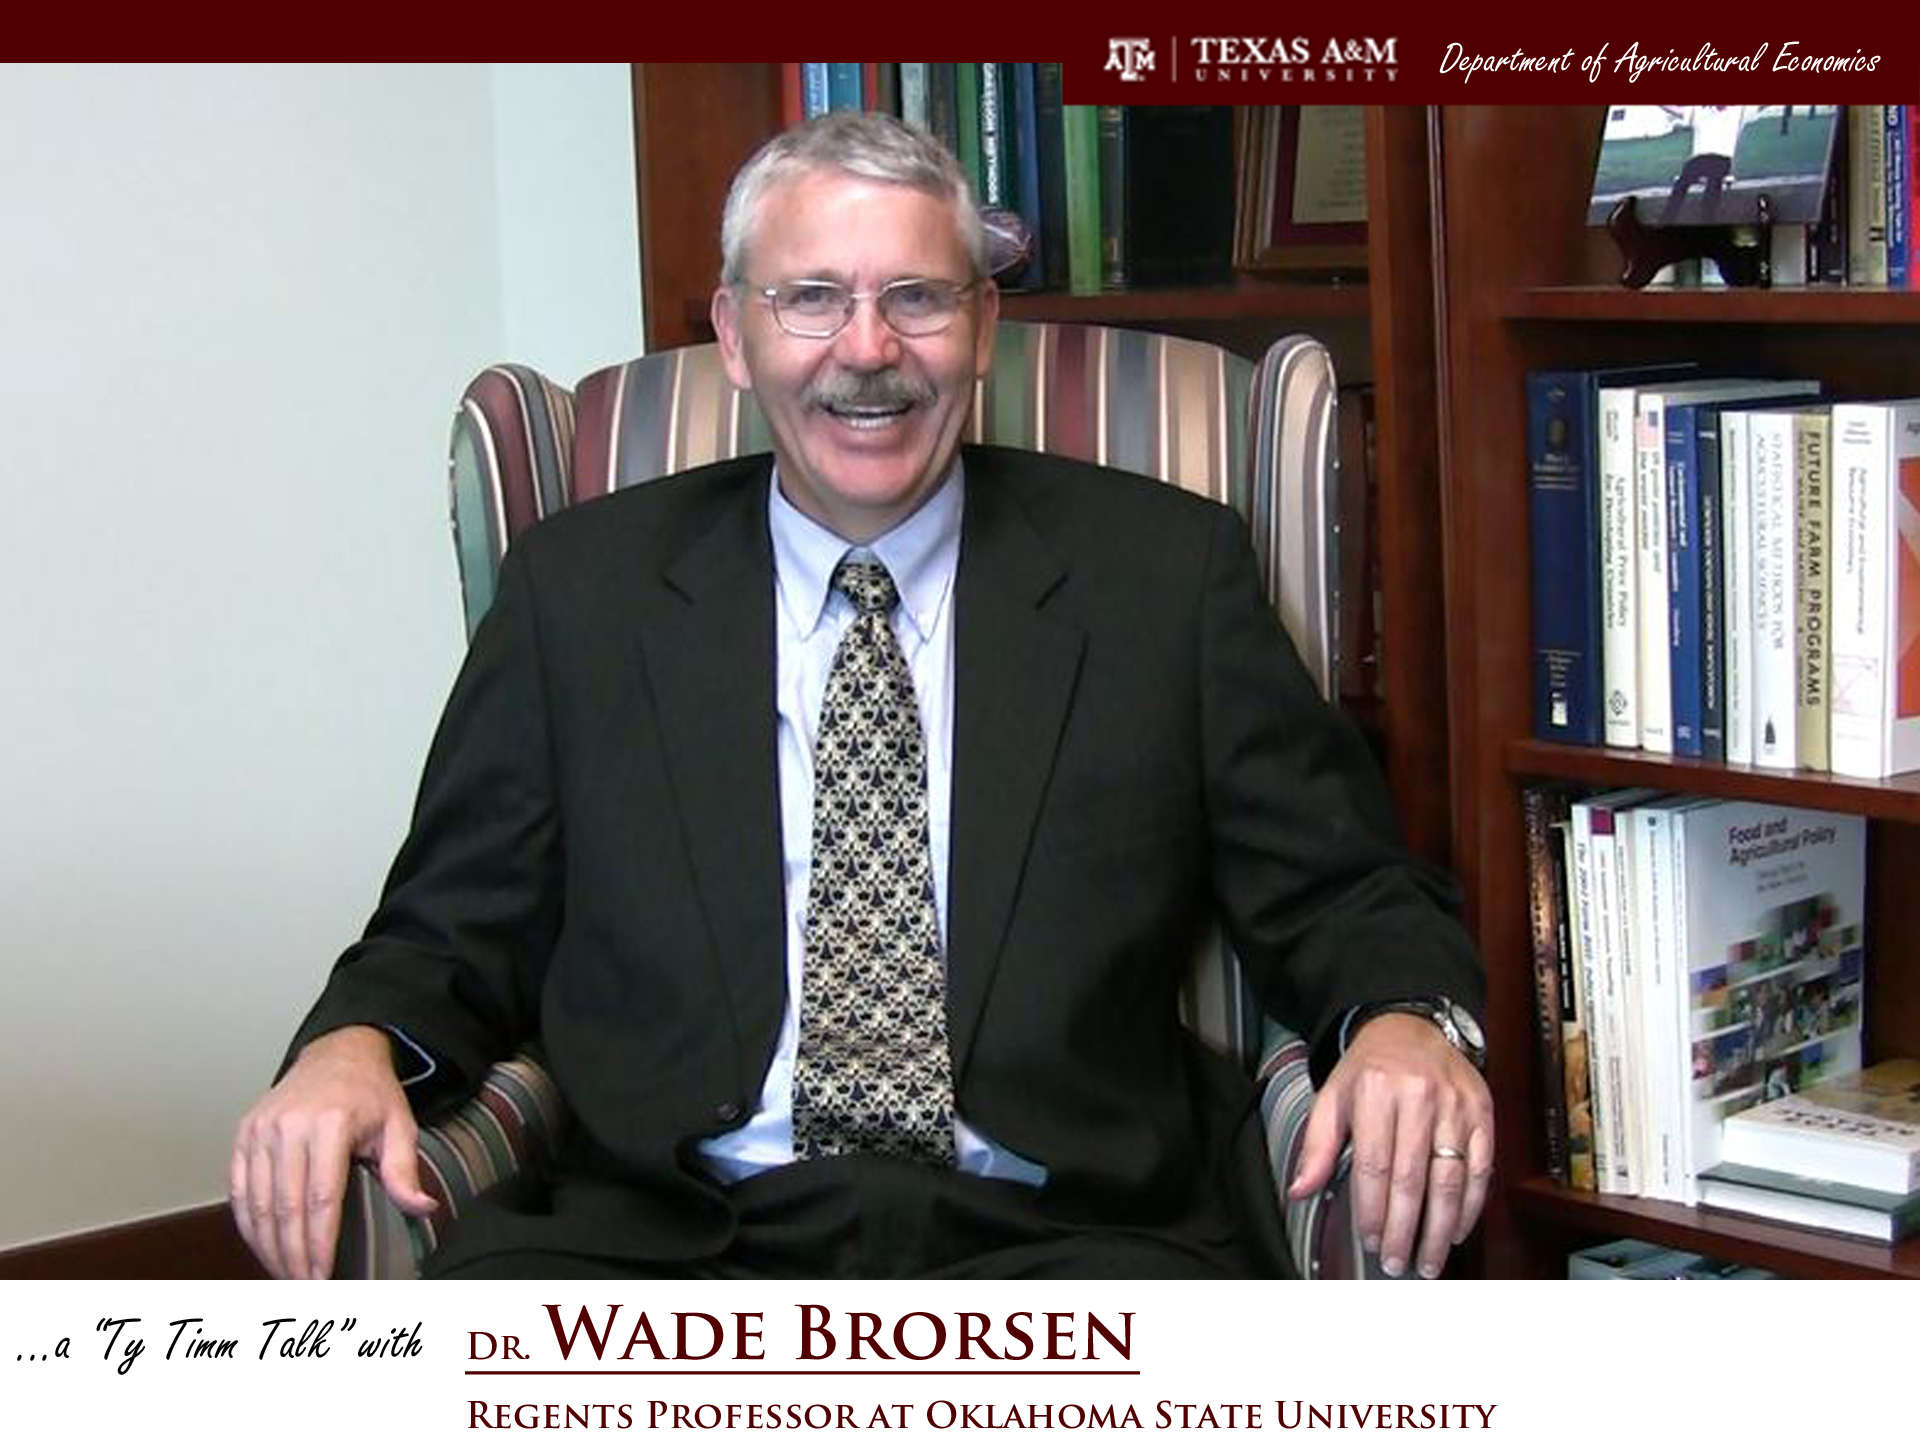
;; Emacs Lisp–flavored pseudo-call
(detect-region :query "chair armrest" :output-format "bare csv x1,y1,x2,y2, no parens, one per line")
334,1037,1372,1278
332,1046,568,1279
1258,1022,1384,1279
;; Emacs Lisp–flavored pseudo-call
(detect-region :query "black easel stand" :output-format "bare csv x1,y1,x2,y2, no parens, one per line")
1606,193,1775,290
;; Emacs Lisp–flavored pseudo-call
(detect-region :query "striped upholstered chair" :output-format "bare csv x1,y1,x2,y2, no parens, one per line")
335,322,1373,1278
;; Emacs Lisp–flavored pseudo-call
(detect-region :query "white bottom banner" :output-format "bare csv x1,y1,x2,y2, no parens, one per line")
4,1278,1906,1438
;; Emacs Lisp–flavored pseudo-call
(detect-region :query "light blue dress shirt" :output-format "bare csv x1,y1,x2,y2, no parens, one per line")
695,461,1046,1186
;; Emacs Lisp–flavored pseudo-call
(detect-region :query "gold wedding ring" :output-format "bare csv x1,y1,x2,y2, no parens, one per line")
1430,1145,1467,1162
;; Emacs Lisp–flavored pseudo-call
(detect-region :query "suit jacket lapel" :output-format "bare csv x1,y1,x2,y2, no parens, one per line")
947,450,1085,1078
635,463,787,1096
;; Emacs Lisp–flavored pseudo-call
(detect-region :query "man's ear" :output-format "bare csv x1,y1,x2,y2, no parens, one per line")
711,286,753,391
973,279,1001,380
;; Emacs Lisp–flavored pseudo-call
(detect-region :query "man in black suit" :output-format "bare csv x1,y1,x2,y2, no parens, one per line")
232,112,1491,1281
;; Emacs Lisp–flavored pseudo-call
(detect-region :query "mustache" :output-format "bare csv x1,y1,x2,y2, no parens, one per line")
805,369,934,410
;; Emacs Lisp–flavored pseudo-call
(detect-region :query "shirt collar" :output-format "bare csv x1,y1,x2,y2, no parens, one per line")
768,457,965,644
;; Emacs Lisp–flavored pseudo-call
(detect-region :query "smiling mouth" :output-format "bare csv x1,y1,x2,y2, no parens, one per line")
820,399,915,430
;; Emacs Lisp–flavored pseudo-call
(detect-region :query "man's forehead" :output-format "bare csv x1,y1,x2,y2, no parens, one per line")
749,171,969,270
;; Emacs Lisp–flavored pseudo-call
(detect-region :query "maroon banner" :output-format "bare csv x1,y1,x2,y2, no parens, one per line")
1062,30,1914,103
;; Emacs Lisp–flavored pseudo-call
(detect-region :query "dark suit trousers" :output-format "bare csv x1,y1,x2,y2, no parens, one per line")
427,1155,1280,1280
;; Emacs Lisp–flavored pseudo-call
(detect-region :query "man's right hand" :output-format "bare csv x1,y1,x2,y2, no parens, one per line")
230,1025,438,1279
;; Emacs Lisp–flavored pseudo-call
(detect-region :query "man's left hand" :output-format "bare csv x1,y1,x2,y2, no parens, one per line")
1287,1013,1494,1278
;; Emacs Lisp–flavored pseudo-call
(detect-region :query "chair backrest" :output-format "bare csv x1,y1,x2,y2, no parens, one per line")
447,320,1339,1062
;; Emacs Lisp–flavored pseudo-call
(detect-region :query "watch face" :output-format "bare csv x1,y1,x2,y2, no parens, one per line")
1447,1001,1485,1051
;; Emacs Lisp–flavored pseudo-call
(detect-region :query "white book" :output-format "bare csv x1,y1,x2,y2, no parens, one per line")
1598,385,1643,748
1721,1060,1920,1193
1669,800,1866,1204
1722,410,1755,765
1635,381,1820,756
1748,409,1809,768
1827,400,1920,779
1630,797,1717,1201
1573,787,1662,1194
1634,394,1676,753
1624,802,1668,1196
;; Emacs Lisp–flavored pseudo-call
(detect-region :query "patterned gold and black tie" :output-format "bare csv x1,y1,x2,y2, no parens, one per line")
791,555,957,1165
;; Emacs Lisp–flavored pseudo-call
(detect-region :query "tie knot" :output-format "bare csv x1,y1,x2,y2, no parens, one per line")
832,556,900,618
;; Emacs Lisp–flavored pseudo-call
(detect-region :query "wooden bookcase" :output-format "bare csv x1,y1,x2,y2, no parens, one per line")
627,66,1453,867
1435,106,1920,1278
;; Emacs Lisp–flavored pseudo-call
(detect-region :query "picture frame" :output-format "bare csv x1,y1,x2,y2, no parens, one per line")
1240,106,1368,273
1587,105,1841,228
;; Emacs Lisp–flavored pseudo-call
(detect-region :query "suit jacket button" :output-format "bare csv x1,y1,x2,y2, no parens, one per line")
714,1101,744,1123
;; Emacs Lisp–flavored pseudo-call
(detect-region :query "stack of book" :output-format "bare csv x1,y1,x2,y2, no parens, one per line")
1526,364,1920,780
1698,1059,1920,1242
1523,786,1866,1202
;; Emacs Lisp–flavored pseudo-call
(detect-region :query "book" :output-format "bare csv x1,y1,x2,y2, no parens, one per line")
954,63,983,200
1720,1059,1920,1192
1698,1159,1920,1242
1635,380,1819,755
1116,106,1236,288
1096,105,1127,289
826,62,862,113
926,64,961,163
1826,400,1920,779
1794,409,1832,771
976,64,1010,208
1668,801,1866,1202
1721,409,1755,764
1664,402,1715,756
1847,105,1888,285
1692,411,1727,759
1530,365,1692,748
1526,370,1605,743
1886,105,1909,290
1743,400,1828,767
1007,64,1045,292
800,64,831,120
779,65,807,129
1571,787,1663,1193
1031,64,1068,294
1060,103,1102,295
1631,796,1719,1200
1523,783,1578,1184
1910,106,1920,285
897,63,930,133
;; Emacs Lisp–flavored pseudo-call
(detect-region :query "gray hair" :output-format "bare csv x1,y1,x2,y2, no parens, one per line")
718,111,986,286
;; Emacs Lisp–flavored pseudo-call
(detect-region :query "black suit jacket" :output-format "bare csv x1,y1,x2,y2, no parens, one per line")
293,445,1481,1268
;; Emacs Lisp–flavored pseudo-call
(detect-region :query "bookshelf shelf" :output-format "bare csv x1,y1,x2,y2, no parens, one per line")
1505,285,1920,325
1511,1176,1920,1279
1505,741,1920,825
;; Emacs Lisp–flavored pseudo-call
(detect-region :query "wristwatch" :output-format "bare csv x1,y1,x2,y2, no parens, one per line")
1352,996,1486,1071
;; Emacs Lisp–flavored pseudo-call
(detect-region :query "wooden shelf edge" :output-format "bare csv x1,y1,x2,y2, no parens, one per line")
1511,1175,1920,1278
1504,285,1920,325
1503,739,1920,823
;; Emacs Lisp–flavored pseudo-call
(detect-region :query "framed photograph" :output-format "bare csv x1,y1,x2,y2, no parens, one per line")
1587,105,1841,228
1240,105,1368,273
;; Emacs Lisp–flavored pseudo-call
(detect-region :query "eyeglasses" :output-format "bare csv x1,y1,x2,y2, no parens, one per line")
752,277,978,339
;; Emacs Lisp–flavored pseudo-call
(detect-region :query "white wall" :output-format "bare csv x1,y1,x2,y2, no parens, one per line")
0,63,641,1249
